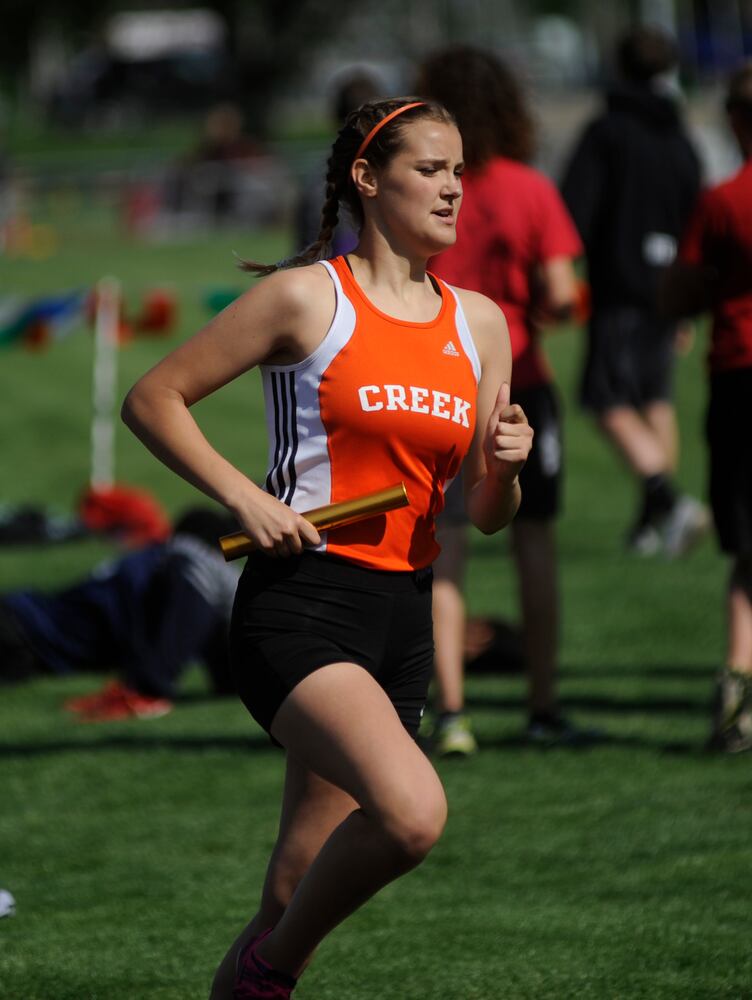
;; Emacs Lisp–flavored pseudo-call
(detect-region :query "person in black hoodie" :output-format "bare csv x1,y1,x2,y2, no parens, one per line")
561,25,708,556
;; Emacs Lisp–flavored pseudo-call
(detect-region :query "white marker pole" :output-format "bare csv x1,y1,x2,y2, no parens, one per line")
90,277,120,490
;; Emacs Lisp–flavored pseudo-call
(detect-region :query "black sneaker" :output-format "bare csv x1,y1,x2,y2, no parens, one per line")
525,714,601,748
626,495,710,558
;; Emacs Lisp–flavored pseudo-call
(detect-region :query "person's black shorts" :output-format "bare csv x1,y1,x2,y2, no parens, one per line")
581,306,676,412
229,551,434,741
434,383,563,528
514,382,563,521
706,367,752,556
438,473,468,527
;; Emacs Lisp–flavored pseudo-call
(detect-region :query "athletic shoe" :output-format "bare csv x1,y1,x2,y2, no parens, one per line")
0,888,16,918
626,522,662,557
707,668,752,753
64,680,173,722
434,713,478,757
525,714,599,748
660,495,710,558
63,682,120,713
234,930,297,999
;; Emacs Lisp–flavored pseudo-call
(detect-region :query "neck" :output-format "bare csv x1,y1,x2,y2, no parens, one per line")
349,229,430,292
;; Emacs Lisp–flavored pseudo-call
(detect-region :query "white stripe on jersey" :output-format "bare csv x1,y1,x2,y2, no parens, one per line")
259,261,356,551
444,285,482,384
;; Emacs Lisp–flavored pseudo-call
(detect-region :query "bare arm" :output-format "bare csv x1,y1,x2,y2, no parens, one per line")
122,266,334,556
529,255,580,327
458,291,534,534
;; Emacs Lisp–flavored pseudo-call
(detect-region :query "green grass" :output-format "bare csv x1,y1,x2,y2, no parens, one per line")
1,217,750,999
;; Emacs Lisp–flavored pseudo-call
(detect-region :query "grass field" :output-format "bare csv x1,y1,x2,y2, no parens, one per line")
1,217,750,1000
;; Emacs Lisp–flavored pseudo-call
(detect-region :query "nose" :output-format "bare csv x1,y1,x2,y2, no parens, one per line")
442,173,462,202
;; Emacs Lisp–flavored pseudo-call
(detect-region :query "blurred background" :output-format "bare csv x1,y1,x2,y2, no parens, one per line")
3,7,752,997
1,0,751,253
2,0,750,607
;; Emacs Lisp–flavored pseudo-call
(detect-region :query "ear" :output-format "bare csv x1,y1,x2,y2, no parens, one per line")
351,159,378,199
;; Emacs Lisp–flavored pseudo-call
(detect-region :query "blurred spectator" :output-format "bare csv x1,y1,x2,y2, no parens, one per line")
168,103,264,223
418,45,586,752
663,63,752,753
295,70,382,256
561,25,708,557
0,507,240,720
188,103,262,164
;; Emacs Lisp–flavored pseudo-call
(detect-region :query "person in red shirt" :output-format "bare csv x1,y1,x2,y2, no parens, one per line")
663,64,752,753
122,98,533,997
418,46,588,750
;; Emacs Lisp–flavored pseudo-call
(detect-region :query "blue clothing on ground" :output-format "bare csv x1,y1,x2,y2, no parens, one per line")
5,536,238,697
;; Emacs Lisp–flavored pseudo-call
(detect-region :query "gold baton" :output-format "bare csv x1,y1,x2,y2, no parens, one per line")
219,482,410,561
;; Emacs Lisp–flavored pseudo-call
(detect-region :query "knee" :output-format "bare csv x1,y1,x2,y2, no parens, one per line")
382,785,448,864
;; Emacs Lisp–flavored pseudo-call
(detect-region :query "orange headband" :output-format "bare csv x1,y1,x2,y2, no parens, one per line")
354,102,426,160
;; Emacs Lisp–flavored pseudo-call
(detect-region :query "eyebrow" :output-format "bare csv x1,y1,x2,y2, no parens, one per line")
415,157,465,169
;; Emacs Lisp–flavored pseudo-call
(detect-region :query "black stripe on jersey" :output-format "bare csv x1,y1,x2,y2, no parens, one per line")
284,373,299,506
265,372,284,495
275,375,291,499
266,372,299,506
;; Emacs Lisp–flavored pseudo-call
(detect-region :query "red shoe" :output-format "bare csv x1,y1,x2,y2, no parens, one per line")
233,930,297,999
64,680,122,713
64,680,172,722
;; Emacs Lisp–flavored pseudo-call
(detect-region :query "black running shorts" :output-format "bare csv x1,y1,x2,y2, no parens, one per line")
581,306,676,412
435,382,563,528
438,472,468,526
229,551,434,740
514,383,563,521
706,367,752,556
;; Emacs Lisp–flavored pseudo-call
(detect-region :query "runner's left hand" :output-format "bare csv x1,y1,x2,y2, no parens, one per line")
483,382,533,484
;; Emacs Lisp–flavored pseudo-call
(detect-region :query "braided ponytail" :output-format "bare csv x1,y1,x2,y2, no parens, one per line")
237,123,357,276
238,98,454,277
236,176,340,275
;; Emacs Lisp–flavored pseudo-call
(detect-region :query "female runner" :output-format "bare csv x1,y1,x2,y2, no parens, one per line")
122,97,533,999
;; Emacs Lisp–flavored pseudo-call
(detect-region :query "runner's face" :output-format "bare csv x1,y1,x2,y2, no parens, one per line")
368,119,464,255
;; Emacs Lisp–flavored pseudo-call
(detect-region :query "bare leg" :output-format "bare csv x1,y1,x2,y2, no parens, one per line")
597,406,668,476
728,557,752,671
432,523,467,714
209,762,356,999
511,518,559,717
643,400,679,474
708,558,752,752
257,662,447,977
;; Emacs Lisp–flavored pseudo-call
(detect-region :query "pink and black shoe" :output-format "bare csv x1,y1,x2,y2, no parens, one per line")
233,930,297,999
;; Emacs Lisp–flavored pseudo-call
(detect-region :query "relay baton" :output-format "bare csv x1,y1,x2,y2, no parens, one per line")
219,482,409,561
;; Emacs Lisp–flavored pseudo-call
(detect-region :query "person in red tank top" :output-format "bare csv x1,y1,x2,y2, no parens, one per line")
663,64,752,753
418,45,588,753
122,98,533,997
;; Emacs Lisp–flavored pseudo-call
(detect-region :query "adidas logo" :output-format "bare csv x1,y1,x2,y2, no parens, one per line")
442,340,460,357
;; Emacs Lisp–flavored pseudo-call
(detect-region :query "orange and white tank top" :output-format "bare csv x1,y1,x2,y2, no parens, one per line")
259,255,481,571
